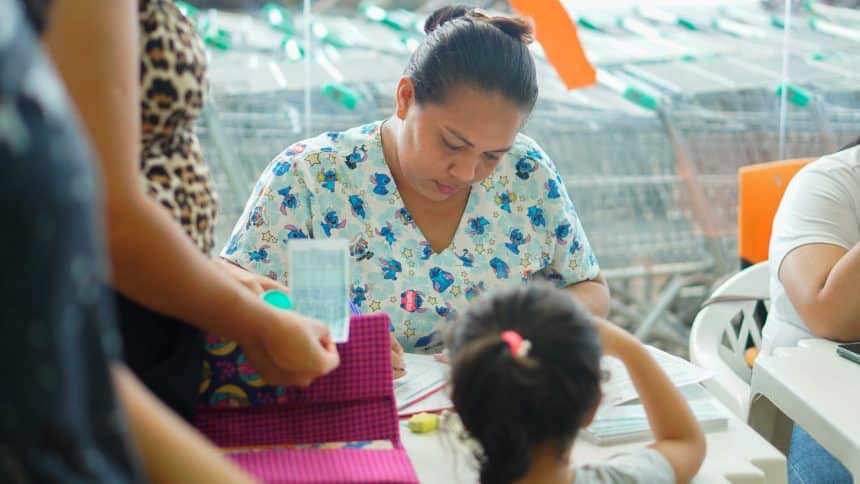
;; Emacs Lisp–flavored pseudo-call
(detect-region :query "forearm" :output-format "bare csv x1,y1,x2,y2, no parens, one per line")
564,275,610,317
111,365,256,484
615,336,700,444
613,332,705,483
810,243,860,340
43,0,266,341
107,194,267,341
782,242,860,341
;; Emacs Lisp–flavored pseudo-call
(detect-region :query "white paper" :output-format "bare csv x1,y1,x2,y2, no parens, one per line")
394,354,449,410
287,239,351,342
584,386,729,445
600,346,714,407
397,388,453,417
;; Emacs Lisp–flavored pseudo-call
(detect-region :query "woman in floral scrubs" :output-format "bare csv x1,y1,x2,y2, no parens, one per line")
210,6,609,397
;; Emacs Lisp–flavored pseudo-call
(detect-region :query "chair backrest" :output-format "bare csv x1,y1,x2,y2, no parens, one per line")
738,158,812,267
690,261,770,420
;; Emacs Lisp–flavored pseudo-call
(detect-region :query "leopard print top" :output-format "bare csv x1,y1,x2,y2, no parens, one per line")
140,0,217,254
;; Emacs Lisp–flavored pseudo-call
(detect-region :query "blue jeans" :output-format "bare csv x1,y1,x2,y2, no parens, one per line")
789,425,853,484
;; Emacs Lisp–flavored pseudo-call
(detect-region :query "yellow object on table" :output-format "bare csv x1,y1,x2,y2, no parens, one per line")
407,413,439,434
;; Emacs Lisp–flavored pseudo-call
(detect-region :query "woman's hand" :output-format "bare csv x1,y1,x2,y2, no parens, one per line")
216,258,286,296
391,333,406,379
239,308,340,387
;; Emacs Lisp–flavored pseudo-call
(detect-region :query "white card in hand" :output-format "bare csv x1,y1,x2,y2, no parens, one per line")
287,239,351,343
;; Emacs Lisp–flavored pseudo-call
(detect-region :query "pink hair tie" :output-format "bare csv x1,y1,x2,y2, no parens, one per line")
500,330,532,358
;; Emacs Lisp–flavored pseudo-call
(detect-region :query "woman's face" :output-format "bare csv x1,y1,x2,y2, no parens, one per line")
391,78,526,202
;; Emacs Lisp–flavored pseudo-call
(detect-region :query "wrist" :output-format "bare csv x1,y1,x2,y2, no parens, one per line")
218,283,269,345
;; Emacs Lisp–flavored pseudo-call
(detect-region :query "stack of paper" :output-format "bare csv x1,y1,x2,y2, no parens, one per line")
583,396,729,446
394,354,452,416
600,345,714,407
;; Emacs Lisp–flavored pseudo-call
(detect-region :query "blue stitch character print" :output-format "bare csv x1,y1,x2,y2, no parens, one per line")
278,186,298,214
505,229,531,255
225,234,239,255
545,269,564,283
397,207,415,227
545,178,561,199
272,159,291,176
348,194,367,219
344,144,368,169
326,132,341,142
379,258,403,280
515,153,539,180
318,169,339,192
569,235,582,254
539,252,552,270
247,206,266,229
465,281,486,301
435,302,458,320
376,222,396,246
414,330,439,350
429,267,455,293
351,284,369,306
360,123,378,135
494,191,517,214
419,241,434,260
489,257,510,279
248,245,271,263
456,249,475,268
527,206,546,229
283,224,308,240
321,210,346,237
467,216,490,236
370,173,391,196
400,289,427,313
554,223,572,244
350,237,374,261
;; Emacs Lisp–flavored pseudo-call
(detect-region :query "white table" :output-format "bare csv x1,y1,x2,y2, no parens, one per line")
749,338,860,480
402,385,786,484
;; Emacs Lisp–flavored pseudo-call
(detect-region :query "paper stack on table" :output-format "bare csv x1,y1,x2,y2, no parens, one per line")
585,348,725,446
395,354,452,416
600,345,714,407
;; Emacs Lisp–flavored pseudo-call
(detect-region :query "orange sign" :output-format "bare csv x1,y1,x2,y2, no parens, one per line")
509,0,596,90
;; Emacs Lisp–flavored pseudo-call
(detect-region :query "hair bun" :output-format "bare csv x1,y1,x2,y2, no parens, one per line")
424,5,535,45
423,5,472,34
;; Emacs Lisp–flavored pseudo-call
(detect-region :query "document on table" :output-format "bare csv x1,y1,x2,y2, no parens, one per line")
288,239,351,343
584,386,730,445
601,345,713,407
394,354,451,412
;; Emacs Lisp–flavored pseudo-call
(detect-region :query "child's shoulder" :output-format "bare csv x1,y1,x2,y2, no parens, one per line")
574,448,675,484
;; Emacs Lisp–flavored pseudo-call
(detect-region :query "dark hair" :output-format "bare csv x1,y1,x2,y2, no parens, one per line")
447,284,603,484
405,5,538,112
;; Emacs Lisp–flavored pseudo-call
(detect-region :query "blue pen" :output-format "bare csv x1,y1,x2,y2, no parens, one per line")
349,301,361,316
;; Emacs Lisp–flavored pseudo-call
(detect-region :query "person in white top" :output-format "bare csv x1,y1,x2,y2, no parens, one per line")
765,140,860,484
765,141,860,353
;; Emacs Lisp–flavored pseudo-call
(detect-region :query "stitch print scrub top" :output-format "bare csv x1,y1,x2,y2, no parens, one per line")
222,121,600,353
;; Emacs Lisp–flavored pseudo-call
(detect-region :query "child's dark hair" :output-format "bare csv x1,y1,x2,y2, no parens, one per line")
405,5,538,112
448,283,603,484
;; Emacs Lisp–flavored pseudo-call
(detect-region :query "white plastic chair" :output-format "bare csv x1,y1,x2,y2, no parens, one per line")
690,261,770,420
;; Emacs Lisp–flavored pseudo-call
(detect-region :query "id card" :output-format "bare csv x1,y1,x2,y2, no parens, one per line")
287,239,351,343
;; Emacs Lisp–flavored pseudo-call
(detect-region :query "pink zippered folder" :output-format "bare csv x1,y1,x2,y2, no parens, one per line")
196,314,419,483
